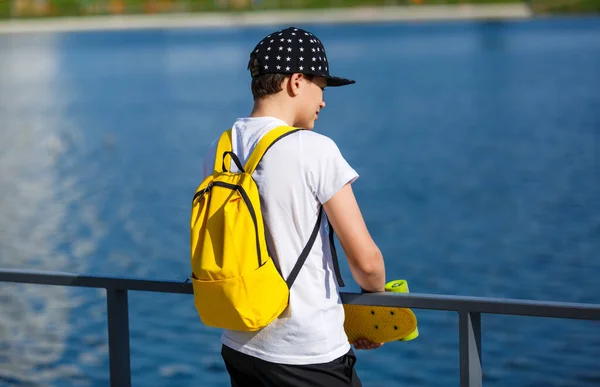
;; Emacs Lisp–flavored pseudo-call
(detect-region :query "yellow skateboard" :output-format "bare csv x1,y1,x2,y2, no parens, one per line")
343,280,419,344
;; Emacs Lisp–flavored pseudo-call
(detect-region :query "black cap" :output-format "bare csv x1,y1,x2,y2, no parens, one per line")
248,26,355,87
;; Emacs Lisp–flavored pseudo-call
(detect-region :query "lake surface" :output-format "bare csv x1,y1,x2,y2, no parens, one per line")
0,16,599,387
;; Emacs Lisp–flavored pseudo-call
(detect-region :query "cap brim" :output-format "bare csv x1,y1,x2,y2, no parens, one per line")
326,75,356,87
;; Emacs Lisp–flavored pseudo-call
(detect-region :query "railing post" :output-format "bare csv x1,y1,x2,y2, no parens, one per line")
106,289,132,387
459,311,482,387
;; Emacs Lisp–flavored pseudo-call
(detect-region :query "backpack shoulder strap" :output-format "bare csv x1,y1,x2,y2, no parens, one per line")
213,129,233,174
327,220,346,287
286,207,346,289
286,207,323,289
244,126,303,174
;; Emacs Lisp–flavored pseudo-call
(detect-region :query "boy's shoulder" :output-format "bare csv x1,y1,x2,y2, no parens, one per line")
296,129,339,151
262,128,343,163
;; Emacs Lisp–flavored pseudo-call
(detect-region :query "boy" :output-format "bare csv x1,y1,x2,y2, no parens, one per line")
200,26,386,387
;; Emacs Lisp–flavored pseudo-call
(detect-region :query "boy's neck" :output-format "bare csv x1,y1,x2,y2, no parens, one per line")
249,98,294,126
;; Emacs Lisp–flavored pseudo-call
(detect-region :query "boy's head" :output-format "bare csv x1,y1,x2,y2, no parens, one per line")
247,26,355,129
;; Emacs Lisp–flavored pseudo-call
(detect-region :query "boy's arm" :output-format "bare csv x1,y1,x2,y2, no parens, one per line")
323,183,386,293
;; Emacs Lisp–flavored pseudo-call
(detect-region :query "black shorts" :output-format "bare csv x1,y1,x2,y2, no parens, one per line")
221,344,362,387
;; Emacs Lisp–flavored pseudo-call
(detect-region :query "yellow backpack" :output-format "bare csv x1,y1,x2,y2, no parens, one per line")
188,126,345,332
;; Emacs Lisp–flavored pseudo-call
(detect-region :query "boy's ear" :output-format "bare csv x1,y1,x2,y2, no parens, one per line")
290,73,304,86
288,73,303,95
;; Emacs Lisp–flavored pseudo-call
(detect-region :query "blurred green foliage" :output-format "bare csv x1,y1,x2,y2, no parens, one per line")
531,0,600,13
1,0,598,19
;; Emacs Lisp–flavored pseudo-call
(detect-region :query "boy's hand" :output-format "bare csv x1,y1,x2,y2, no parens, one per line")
353,339,384,350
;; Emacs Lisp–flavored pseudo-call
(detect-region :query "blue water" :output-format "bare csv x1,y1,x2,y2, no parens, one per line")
1,16,599,387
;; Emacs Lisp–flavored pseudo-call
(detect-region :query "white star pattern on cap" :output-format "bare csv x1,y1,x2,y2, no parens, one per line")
286,57,291,61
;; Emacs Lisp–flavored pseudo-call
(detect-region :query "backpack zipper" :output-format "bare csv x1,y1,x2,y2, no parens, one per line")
181,275,191,288
193,182,213,202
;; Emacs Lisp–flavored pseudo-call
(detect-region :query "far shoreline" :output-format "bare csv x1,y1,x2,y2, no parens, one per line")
0,4,533,34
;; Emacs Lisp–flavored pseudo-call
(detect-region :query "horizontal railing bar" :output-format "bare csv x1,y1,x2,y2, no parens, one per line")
0,268,193,294
340,292,600,321
1,268,599,321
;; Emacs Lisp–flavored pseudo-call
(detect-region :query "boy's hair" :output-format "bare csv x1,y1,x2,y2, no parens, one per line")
248,56,314,100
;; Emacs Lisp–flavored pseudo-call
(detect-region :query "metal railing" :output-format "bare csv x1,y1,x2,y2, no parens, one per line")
1,268,599,387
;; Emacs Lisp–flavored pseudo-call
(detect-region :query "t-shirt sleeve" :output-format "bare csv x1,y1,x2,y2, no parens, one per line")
303,132,359,204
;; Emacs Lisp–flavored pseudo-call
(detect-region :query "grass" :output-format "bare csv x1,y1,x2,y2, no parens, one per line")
1,0,599,20
531,0,600,13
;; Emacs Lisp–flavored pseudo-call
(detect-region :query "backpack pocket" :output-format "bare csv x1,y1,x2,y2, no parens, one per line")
192,257,290,331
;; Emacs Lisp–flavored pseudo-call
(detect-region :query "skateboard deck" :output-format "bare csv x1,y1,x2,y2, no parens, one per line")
343,279,419,344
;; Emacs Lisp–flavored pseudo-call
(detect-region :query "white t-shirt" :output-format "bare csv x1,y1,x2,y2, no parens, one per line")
200,116,359,365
